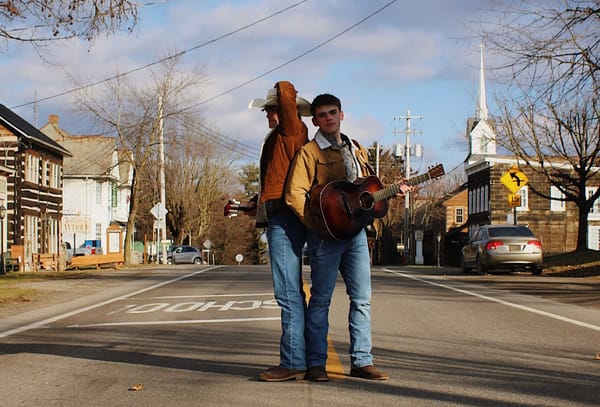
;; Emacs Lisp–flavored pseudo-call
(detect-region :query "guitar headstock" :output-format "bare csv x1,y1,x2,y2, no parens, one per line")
223,199,241,217
427,164,445,180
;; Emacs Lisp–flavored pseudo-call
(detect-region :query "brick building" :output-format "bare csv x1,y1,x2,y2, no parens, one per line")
462,46,595,254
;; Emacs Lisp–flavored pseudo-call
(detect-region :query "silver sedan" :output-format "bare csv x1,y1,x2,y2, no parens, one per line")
461,224,543,275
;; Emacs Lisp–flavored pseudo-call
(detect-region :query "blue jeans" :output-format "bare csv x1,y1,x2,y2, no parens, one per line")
266,208,307,370
306,229,373,369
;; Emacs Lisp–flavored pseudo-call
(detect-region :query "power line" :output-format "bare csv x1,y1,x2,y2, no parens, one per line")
197,124,260,160
10,0,309,109
11,0,398,161
174,0,399,160
180,0,399,160
177,0,399,113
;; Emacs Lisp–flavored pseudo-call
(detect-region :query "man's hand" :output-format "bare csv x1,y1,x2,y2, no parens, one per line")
245,195,258,216
395,181,413,197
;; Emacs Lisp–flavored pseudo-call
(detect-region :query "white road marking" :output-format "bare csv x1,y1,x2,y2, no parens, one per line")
146,293,274,299
109,299,279,314
384,269,600,332
0,266,221,339
67,317,280,328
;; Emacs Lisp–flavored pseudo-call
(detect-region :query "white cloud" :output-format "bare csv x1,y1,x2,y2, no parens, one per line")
1,0,500,168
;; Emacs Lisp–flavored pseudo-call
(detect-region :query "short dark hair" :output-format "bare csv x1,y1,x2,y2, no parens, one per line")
310,93,341,117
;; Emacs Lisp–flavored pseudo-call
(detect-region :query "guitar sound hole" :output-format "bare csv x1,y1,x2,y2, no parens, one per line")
359,192,374,210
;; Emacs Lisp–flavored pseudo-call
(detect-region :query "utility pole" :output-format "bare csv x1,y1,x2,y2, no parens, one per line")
370,142,381,176
158,96,167,264
393,111,423,265
375,142,380,176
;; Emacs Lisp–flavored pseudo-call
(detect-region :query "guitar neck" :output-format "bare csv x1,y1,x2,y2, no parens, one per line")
223,200,252,217
372,172,432,202
231,205,252,212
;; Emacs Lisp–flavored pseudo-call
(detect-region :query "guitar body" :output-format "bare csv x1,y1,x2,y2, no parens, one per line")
313,176,389,240
310,164,445,240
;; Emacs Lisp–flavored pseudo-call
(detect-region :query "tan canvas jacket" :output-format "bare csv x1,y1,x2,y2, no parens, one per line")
284,131,373,232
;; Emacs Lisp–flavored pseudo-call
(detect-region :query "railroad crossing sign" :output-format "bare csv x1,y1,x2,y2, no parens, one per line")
500,166,528,194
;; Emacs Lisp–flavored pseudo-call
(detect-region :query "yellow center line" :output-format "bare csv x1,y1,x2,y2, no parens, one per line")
303,281,345,380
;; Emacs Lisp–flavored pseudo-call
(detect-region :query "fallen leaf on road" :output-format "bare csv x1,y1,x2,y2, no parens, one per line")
128,383,143,391
594,354,600,360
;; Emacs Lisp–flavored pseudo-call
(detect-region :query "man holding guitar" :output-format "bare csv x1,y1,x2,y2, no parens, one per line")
245,81,312,382
285,93,412,382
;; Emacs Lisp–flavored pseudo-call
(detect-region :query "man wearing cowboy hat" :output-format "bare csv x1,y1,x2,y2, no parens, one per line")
245,81,311,381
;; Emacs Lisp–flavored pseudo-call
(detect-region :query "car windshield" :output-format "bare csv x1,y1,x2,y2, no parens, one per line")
488,226,534,238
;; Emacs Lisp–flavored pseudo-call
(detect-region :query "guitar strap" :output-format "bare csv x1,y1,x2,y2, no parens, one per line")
350,138,380,238
351,139,376,177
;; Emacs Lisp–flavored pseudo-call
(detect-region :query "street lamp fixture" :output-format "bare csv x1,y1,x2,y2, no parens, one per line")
0,204,5,274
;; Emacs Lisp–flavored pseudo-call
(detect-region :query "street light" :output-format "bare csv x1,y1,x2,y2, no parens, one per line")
0,204,6,274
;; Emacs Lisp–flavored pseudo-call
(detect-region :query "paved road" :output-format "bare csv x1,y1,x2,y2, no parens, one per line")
0,265,599,406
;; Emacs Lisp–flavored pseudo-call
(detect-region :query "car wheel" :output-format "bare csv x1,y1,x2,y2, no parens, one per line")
476,255,487,274
193,257,202,264
460,256,471,273
532,266,543,276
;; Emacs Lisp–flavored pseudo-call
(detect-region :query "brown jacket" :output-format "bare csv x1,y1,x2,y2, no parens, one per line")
259,81,308,203
284,131,373,232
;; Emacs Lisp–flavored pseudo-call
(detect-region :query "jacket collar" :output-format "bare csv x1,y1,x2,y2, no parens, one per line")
314,130,351,150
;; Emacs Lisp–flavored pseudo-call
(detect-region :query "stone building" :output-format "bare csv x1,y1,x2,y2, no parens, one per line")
463,46,595,254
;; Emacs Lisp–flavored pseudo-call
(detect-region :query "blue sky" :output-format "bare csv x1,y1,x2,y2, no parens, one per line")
1,0,502,173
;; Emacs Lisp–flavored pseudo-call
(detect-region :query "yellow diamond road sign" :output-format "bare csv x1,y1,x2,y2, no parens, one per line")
500,166,528,194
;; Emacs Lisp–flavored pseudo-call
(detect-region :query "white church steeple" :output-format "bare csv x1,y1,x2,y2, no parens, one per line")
476,43,488,121
466,42,496,161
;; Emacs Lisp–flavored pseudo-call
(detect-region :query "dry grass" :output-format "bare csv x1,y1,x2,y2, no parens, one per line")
0,271,94,304
543,250,600,277
0,286,38,304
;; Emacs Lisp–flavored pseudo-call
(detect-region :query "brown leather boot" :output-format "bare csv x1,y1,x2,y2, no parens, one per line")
350,365,390,380
259,366,305,382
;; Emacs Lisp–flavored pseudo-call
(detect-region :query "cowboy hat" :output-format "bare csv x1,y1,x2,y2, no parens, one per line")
248,87,312,117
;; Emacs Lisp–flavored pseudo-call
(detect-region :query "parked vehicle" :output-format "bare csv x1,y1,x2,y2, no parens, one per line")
74,239,103,256
171,245,202,265
64,241,74,264
150,244,174,264
460,224,543,275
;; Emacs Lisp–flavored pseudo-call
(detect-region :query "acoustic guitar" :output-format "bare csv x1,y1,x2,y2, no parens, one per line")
310,164,445,240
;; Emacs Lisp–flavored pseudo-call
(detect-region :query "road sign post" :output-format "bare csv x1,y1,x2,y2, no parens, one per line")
501,166,528,225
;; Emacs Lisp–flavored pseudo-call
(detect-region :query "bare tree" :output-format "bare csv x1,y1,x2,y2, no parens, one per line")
164,121,238,246
1,0,138,47
482,0,600,250
73,52,207,263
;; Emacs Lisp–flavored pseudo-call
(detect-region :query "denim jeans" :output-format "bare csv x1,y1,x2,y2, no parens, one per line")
266,208,307,370
305,228,373,369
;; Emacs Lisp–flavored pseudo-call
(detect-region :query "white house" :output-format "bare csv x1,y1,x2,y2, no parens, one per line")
40,115,132,253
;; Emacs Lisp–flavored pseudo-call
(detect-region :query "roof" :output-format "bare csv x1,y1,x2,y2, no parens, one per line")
57,135,117,177
0,104,71,157
40,114,131,182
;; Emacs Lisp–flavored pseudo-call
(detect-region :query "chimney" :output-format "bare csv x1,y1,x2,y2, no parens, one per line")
48,114,59,125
